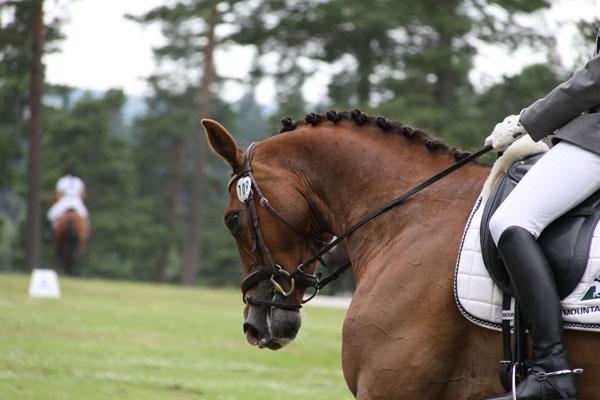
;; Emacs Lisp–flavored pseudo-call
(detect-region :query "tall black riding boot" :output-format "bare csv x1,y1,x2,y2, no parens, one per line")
484,226,580,400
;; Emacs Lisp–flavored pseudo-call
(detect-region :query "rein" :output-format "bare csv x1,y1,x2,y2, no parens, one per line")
232,143,493,310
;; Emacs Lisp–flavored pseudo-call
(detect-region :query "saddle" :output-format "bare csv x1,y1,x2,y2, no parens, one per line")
480,153,600,299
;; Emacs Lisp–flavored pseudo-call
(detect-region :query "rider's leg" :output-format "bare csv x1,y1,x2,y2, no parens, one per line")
487,227,578,400
76,202,90,235
485,142,600,400
489,141,600,244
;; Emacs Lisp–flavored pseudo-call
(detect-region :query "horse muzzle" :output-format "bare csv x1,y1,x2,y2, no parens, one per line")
243,286,301,350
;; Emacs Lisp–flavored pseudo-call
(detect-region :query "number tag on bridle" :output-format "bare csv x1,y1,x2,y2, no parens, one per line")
236,176,252,203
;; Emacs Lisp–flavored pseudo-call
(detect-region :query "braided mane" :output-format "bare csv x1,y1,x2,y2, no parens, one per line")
279,109,472,162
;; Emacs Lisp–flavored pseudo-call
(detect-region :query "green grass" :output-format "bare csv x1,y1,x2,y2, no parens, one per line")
0,273,353,400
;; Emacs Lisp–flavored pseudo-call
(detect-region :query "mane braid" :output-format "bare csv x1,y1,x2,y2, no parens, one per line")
278,109,473,161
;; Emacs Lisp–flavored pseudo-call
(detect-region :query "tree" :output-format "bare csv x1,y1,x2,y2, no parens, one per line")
231,0,402,107
130,0,253,284
478,64,565,125
25,0,44,271
573,19,600,65
0,0,64,270
230,0,554,149
131,81,244,284
0,3,29,187
180,1,218,285
130,83,196,282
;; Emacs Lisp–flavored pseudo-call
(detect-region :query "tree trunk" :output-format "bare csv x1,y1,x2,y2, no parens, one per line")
156,136,185,282
357,47,373,106
180,2,217,285
25,0,44,271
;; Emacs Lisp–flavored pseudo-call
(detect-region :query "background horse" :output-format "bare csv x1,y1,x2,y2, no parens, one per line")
53,209,88,275
204,111,600,399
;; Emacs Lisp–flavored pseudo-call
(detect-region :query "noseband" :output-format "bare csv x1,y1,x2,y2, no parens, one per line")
230,143,328,310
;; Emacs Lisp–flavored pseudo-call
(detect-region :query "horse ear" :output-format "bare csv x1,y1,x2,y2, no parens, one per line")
202,119,243,170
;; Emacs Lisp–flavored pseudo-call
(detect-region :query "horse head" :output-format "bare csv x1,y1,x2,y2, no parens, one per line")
204,119,332,350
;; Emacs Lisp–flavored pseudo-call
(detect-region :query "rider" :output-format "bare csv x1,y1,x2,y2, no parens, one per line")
47,167,89,229
483,29,600,400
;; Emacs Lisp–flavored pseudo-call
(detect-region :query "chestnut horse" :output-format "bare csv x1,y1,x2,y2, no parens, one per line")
203,111,600,399
53,209,88,275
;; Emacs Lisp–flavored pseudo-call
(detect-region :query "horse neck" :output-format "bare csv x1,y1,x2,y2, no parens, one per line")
262,122,490,283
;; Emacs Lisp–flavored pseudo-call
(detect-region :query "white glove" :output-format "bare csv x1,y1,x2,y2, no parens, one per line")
484,114,528,152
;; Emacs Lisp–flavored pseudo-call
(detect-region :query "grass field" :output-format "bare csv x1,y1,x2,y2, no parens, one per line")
0,273,353,400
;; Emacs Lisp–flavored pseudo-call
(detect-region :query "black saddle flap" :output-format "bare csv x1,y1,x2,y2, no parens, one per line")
480,153,600,299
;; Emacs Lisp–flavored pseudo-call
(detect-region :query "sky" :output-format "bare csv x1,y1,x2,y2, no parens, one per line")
44,0,260,102
43,0,600,106
44,0,166,96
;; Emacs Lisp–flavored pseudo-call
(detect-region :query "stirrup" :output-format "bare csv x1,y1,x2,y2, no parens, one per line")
510,363,525,400
506,362,583,400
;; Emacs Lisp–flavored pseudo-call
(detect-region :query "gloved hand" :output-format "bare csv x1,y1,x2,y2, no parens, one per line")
485,114,528,152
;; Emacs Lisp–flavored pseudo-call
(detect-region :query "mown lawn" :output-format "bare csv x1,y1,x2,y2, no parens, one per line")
0,273,353,400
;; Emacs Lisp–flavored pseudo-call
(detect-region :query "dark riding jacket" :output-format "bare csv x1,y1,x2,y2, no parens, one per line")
521,55,600,155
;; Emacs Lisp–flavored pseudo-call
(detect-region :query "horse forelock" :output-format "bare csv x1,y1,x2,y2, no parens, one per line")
279,109,473,162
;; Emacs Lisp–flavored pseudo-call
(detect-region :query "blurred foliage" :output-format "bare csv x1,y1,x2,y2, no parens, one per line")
230,0,555,140
573,19,600,63
0,0,597,293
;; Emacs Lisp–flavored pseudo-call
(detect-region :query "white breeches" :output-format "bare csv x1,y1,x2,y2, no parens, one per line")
47,196,89,226
489,141,600,245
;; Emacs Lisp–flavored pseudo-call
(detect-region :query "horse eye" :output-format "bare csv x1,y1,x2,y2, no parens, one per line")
225,211,241,235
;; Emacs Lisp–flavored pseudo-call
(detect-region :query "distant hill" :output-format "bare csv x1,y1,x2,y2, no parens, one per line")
44,88,147,126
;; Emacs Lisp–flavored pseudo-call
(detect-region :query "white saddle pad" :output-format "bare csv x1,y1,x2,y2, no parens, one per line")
455,197,600,332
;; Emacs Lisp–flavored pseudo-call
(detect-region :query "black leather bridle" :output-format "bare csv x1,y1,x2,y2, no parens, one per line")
230,142,493,310
230,143,330,310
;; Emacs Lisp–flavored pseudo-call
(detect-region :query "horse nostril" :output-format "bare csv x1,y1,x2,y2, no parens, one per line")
243,322,259,346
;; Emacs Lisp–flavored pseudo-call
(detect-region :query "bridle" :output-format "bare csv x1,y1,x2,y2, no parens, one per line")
230,142,493,310
231,143,331,310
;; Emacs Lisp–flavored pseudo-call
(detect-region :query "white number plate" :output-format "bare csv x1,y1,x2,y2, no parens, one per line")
236,176,252,202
